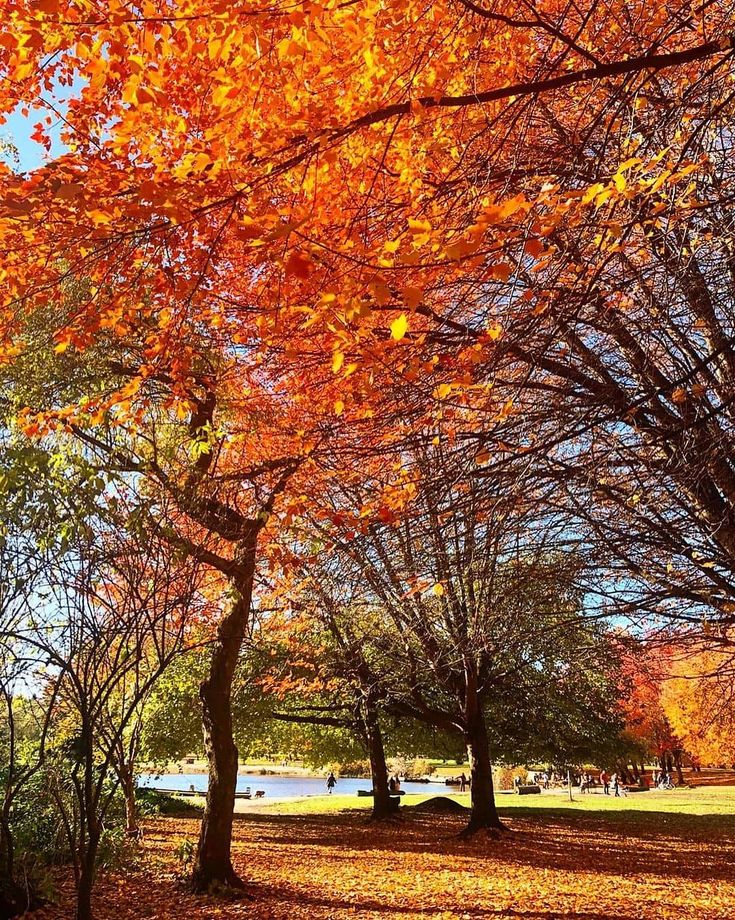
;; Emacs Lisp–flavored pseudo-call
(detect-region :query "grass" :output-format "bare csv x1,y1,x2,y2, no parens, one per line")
243,783,735,821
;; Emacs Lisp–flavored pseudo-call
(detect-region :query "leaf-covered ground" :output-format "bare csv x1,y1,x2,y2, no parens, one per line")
32,792,735,919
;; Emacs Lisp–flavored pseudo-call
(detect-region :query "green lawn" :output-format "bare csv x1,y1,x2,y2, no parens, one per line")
231,784,735,822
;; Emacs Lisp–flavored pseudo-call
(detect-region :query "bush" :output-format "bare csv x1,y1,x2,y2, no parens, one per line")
495,765,529,791
403,759,435,779
331,760,371,778
137,788,203,817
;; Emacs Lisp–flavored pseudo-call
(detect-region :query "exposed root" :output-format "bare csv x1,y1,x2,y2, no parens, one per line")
458,819,509,840
190,867,253,899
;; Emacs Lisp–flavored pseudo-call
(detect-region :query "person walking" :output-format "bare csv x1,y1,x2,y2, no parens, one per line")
612,772,620,797
326,771,337,794
600,769,610,795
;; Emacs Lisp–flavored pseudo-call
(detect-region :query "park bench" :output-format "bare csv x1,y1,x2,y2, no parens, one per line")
254,790,265,798
517,784,541,795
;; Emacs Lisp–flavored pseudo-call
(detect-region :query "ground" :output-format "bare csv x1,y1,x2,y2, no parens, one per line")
30,783,735,920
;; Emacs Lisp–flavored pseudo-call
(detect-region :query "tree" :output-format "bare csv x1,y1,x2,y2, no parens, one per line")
0,301,315,890
2,494,203,920
288,443,615,835
618,643,684,782
254,600,398,819
661,644,735,768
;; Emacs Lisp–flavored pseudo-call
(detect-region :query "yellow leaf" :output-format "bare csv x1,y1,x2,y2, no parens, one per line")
408,218,431,234
390,314,408,341
431,583,444,596
582,183,605,205
332,351,345,373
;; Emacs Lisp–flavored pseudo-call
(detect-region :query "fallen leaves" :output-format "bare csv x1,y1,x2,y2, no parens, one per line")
27,803,735,920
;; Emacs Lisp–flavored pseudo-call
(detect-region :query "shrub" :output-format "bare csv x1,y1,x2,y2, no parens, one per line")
495,765,529,791
332,760,371,778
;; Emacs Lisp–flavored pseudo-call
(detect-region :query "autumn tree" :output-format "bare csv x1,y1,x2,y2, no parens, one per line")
4,516,204,920
253,594,400,819
284,443,614,835
661,644,735,768
1,0,735,871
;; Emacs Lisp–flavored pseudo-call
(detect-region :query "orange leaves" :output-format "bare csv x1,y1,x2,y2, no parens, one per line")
285,250,313,279
401,285,423,310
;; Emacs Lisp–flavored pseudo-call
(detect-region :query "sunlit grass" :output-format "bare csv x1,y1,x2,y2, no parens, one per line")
242,784,735,822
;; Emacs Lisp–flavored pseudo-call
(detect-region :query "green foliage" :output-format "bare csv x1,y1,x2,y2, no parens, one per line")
173,837,195,875
137,789,203,818
140,646,208,763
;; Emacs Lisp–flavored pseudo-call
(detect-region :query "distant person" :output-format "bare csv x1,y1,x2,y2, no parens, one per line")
612,772,620,797
389,776,397,793
326,771,337,794
394,775,401,793
600,769,610,795
459,772,467,792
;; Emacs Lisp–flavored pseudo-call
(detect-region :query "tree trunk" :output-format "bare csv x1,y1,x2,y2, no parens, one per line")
191,557,255,894
360,695,393,819
461,711,504,837
75,836,99,920
674,751,685,786
119,765,138,837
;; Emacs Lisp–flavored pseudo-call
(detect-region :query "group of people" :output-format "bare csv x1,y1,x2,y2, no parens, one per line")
530,771,557,788
652,769,675,789
581,769,625,796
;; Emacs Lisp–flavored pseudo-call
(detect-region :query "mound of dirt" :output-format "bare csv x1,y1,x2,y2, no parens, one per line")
411,796,469,814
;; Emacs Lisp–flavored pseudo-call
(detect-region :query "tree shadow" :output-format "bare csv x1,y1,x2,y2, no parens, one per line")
247,879,627,919
234,805,735,884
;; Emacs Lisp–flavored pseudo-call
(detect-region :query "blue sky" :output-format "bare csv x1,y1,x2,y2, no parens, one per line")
2,79,77,172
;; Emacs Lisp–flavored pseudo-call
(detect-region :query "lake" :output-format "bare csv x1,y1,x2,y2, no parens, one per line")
138,772,444,800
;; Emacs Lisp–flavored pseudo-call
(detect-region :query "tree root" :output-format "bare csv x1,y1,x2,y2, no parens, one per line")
457,819,509,840
190,867,253,899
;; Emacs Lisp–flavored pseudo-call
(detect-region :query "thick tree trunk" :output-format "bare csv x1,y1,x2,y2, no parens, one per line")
461,711,504,837
360,695,393,819
191,555,255,894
